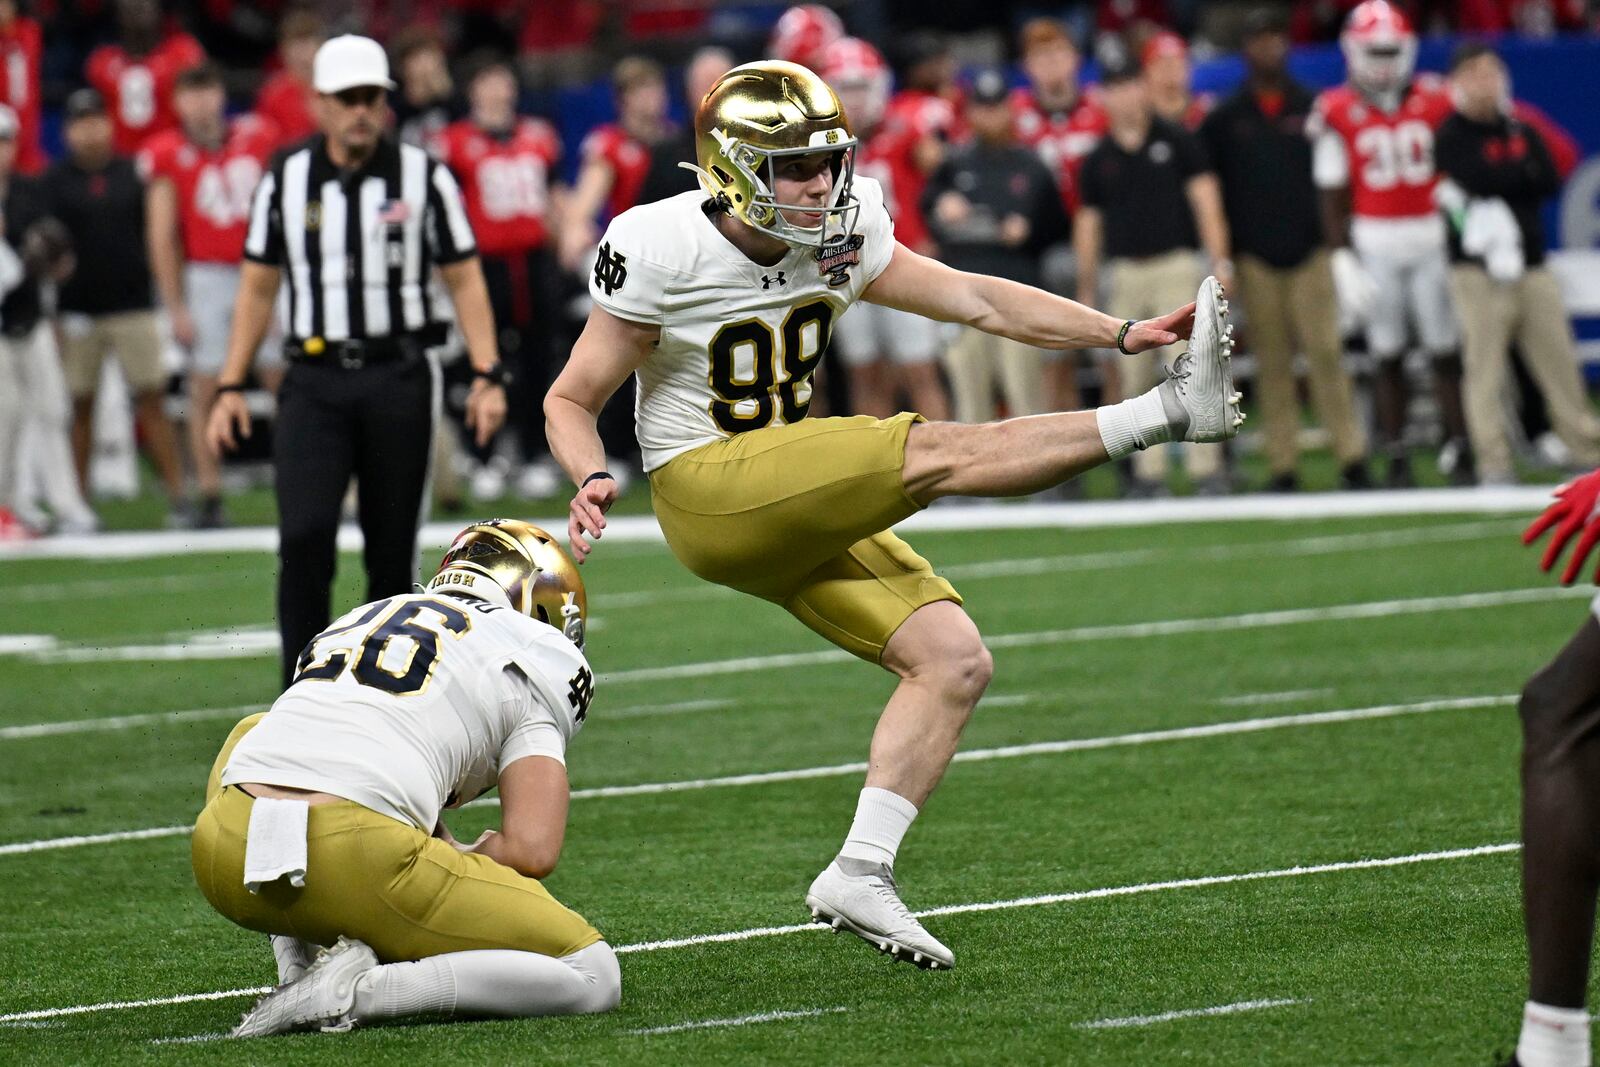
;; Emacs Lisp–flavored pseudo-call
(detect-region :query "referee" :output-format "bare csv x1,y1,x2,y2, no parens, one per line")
207,34,507,687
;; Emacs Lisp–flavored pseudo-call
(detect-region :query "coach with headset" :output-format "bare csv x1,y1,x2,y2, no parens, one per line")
207,34,508,687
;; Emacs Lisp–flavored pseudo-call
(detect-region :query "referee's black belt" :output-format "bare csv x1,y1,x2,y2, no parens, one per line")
284,326,448,369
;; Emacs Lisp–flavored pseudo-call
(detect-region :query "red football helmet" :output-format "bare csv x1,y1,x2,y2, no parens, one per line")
1341,0,1417,96
769,4,846,70
820,37,890,130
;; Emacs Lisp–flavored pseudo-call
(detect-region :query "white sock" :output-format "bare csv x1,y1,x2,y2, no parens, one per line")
269,935,319,984
353,943,620,1021
1518,1001,1592,1067
837,786,919,868
1095,387,1174,460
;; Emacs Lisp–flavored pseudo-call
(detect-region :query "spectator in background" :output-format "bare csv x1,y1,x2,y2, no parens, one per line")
925,68,1067,426
1201,9,1369,491
823,37,949,421
558,56,669,273
634,45,733,207
880,31,962,258
436,56,566,500
1437,42,1600,485
48,89,188,525
142,63,278,528
768,3,845,70
390,28,455,151
0,106,88,537
1141,30,1212,130
1010,18,1108,415
86,0,205,157
254,7,322,150
0,1,43,174
1076,58,1232,495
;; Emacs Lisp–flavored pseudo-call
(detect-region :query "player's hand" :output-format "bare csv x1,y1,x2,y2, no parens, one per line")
170,306,197,350
1120,301,1196,353
205,389,251,456
568,475,619,564
465,379,507,448
1524,469,1600,584
999,213,1030,247
933,191,971,226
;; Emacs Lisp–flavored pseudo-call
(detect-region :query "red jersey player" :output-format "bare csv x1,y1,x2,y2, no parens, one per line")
877,32,963,256
767,4,845,70
141,63,276,527
558,56,669,272
0,0,43,174
86,0,206,157
1009,18,1106,217
254,9,322,151
820,37,949,422
1309,0,1469,486
436,58,566,491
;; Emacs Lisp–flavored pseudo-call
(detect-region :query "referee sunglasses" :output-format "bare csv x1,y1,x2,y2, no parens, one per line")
330,86,386,109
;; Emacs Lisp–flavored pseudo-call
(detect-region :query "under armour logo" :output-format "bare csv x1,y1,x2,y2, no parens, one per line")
567,666,595,723
593,243,628,296
762,271,786,289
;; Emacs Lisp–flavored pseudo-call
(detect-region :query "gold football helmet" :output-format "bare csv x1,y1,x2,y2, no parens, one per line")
683,59,859,251
426,519,587,649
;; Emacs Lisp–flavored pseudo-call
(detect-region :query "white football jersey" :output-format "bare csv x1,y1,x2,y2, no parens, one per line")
222,592,594,832
589,176,897,471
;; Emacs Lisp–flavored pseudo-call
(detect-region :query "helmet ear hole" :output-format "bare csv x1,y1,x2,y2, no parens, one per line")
711,165,732,184
535,605,550,624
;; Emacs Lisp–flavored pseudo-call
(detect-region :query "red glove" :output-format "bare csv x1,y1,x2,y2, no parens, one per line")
1524,469,1600,584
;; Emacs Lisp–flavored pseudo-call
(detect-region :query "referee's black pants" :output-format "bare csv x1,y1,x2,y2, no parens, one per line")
273,355,435,688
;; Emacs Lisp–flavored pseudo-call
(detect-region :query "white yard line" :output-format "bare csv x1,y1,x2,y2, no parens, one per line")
0,704,268,740
939,519,1524,580
1075,997,1306,1031
1215,689,1335,707
625,1006,849,1036
604,699,740,721
3,573,241,604
0,841,1517,1025
599,585,1589,686
0,490,1554,562
0,694,1516,853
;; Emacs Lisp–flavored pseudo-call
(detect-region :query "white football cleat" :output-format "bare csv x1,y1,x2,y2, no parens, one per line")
805,858,954,970
231,936,377,1038
1158,275,1244,444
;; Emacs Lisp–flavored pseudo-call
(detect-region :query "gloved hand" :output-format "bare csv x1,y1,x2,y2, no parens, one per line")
1525,469,1600,584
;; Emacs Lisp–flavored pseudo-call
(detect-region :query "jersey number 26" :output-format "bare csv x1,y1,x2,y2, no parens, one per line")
293,597,472,696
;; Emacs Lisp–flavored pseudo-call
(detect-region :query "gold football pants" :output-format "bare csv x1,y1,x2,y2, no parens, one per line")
649,412,962,663
192,714,602,962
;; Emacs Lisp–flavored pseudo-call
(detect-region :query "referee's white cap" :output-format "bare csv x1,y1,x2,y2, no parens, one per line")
313,34,398,95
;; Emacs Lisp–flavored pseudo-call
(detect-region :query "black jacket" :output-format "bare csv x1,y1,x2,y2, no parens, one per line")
1199,80,1324,270
1435,110,1562,268
922,141,1068,287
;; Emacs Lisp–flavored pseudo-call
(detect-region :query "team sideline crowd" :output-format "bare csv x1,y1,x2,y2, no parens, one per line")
0,0,1594,541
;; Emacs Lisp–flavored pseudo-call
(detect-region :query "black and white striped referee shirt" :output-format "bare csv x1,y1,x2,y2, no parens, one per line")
243,134,477,342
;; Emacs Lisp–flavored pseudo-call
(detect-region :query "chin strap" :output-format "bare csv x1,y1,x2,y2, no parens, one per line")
678,161,728,209
560,592,586,651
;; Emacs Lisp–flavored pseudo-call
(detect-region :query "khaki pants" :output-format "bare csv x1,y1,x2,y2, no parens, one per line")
942,327,1045,424
1237,251,1368,476
1108,250,1219,480
58,310,165,398
1451,265,1600,480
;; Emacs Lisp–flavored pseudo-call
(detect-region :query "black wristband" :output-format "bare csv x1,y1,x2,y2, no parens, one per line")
1116,320,1136,356
473,363,511,387
215,383,247,394
582,471,614,488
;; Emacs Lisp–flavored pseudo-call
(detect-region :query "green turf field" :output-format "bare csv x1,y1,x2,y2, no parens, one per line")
0,510,1578,1064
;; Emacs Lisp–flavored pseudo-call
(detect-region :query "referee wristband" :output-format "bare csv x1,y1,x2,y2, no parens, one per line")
582,471,614,488
1115,320,1137,355
216,383,247,394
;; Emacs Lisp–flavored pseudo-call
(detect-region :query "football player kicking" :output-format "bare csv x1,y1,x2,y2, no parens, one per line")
1511,471,1600,1067
191,521,618,1037
545,60,1241,970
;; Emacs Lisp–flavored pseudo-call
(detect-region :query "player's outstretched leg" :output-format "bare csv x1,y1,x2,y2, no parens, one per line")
901,277,1241,502
805,601,990,969
233,939,622,1037
1513,616,1600,1067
